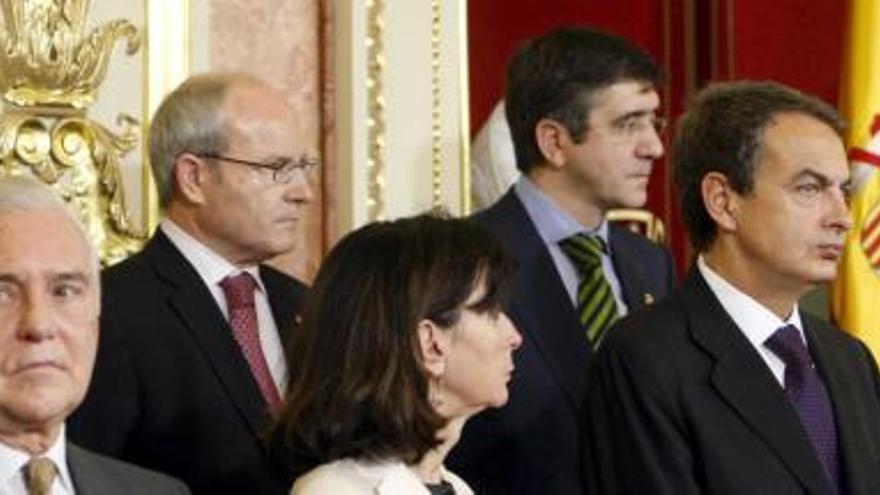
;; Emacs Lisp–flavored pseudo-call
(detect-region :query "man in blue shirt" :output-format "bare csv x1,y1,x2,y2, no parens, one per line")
448,26,676,494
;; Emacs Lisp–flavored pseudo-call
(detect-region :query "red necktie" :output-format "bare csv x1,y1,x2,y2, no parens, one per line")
220,272,282,411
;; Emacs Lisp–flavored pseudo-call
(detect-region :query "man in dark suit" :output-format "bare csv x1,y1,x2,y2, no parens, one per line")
68,74,313,494
447,27,676,494
586,81,880,494
0,177,188,494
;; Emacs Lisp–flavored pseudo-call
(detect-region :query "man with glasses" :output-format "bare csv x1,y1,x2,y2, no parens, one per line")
69,73,313,495
447,27,676,494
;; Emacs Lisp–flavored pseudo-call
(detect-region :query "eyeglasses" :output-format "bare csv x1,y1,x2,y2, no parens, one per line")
197,153,320,184
597,114,667,142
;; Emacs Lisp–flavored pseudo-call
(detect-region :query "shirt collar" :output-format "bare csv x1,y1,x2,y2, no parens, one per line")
698,256,804,349
0,425,74,493
161,219,266,293
514,176,611,250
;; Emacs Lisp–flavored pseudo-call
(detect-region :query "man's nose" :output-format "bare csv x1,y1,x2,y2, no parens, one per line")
285,171,315,204
828,187,853,233
18,294,56,342
636,126,664,160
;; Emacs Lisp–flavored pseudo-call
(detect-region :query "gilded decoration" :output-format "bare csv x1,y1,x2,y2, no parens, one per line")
366,0,386,221
0,0,144,264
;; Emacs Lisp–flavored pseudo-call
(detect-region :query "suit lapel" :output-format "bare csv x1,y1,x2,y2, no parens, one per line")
683,271,834,494
490,191,591,410
67,443,105,494
148,232,271,437
67,443,123,495
260,265,305,343
805,318,880,495
608,226,655,311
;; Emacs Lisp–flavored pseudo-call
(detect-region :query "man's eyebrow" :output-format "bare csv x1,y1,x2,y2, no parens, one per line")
612,109,657,122
791,168,834,184
51,272,91,285
0,272,91,284
791,168,852,190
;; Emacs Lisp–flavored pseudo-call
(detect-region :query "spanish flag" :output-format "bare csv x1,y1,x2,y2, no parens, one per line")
830,0,880,360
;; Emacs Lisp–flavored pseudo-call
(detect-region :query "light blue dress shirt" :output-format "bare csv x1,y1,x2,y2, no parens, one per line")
514,176,628,316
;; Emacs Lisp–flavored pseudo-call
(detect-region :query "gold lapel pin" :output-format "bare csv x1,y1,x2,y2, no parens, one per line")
642,293,654,306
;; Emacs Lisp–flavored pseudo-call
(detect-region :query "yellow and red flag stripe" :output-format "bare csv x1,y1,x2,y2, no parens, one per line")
830,0,880,361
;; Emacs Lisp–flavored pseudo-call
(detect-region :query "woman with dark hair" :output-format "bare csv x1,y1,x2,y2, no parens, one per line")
271,213,522,494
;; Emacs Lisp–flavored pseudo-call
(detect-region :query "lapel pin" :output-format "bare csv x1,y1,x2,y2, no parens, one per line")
642,293,654,306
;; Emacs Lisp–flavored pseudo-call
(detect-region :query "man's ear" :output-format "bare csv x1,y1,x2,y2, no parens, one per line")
417,319,450,378
701,171,740,232
534,118,570,169
173,152,210,205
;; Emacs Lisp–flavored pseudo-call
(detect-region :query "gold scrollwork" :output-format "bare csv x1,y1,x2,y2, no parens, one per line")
0,0,145,265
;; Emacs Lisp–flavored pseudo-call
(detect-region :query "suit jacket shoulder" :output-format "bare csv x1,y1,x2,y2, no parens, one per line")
69,231,306,494
259,262,309,337
473,188,676,310
608,223,677,311
103,232,308,308
68,443,190,494
457,188,677,494
586,271,880,495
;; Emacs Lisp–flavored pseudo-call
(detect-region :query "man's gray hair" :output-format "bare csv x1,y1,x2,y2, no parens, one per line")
0,176,100,280
148,72,273,209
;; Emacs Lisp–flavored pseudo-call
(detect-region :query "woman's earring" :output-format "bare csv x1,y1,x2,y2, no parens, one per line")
430,376,445,409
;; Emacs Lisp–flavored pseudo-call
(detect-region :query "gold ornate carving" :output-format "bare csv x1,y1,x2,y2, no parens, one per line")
366,0,386,221
0,0,144,264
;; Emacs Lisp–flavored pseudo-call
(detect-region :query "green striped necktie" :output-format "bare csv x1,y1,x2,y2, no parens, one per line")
559,233,619,348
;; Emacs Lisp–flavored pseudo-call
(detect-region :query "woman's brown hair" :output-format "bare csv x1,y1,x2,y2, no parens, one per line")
270,212,513,475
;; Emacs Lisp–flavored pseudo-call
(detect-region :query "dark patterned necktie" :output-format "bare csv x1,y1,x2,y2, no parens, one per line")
559,233,618,348
23,457,55,495
765,324,840,491
220,272,282,411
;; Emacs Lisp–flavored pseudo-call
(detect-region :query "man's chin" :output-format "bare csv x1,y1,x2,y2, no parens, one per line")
7,394,76,428
804,263,840,285
614,195,649,211
263,238,298,259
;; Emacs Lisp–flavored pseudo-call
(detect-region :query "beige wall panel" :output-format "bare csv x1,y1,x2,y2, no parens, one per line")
334,0,468,230
208,0,323,281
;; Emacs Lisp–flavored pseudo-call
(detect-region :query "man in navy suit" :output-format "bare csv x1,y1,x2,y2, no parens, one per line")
0,177,189,494
68,73,313,494
586,81,880,494
447,27,676,494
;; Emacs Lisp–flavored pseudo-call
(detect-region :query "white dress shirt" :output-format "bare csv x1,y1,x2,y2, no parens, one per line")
292,458,473,495
161,219,287,393
0,426,75,495
698,256,807,387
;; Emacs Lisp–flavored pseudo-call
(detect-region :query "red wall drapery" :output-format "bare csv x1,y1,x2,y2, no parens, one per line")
469,0,846,273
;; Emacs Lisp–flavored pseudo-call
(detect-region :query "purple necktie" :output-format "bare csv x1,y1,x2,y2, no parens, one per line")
220,272,282,412
765,324,840,491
